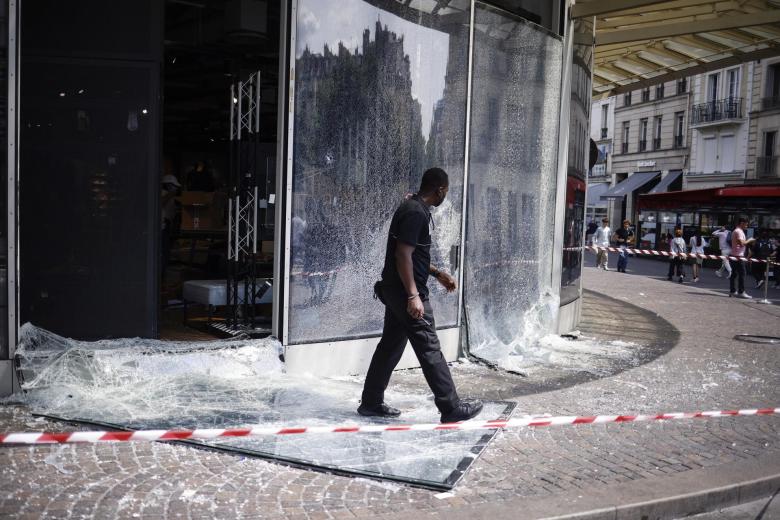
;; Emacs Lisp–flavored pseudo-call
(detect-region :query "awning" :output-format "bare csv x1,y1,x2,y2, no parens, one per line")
587,183,610,208
600,171,660,200
638,184,780,212
647,170,682,194
573,1,780,97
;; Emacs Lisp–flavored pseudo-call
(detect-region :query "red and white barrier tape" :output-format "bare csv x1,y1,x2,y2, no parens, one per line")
2,407,777,445
571,245,777,264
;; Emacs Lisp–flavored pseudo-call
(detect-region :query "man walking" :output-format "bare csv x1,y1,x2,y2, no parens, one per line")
592,218,611,270
614,220,634,273
729,217,755,299
359,168,483,423
712,226,732,279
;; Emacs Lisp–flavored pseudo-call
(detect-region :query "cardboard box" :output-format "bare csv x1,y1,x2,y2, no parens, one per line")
178,191,226,230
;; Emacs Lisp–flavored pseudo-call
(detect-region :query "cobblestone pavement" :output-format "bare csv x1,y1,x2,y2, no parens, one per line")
1,263,779,519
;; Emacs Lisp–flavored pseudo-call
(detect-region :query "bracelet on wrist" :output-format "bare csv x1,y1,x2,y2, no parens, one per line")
407,293,419,300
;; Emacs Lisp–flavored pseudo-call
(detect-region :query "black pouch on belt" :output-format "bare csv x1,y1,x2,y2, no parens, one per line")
373,281,387,305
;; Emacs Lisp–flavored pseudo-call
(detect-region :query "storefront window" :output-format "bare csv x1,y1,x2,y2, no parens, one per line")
464,4,562,368
286,0,469,343
560,18,592,307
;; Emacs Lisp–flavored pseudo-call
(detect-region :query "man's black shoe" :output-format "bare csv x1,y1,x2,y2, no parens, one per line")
357,403,401,418
441,400,484,423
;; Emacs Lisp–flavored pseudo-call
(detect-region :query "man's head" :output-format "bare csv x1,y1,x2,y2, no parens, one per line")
623,219,630,229
601,218,609,227
737,217,748,229
675,228,683,238
419,167,449,207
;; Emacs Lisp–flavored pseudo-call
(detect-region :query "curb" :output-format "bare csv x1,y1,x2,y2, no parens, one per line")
380,452,780,520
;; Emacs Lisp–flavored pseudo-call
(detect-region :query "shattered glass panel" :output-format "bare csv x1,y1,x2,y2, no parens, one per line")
464,5,563,371
15,325,513,489
288,0,469,343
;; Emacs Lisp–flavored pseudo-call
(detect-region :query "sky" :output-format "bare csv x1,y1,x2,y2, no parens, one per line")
295,0,451,139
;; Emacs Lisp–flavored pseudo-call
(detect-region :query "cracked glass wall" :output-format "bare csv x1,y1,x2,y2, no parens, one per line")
560,18,593,307
287,0,469,343
464,4,562,369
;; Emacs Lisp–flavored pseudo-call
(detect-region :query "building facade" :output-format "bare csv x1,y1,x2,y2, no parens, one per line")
607,78,691,233
687,63,752,190
586,97,614,223
747,56,780,184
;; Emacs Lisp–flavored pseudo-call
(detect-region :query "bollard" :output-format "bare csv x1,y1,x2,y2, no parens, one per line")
756,261,774,305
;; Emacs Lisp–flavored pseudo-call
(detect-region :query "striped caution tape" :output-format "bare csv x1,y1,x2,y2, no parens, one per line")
2,407,778,445
568,245,777,264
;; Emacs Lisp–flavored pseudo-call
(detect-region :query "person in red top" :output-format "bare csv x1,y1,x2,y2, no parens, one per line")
729,217,755,299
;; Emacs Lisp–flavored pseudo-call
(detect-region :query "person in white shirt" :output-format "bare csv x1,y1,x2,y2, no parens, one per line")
729,217,755,299
592,218,611,270
711,226,732,278
688,233,707,282
667,228,687,283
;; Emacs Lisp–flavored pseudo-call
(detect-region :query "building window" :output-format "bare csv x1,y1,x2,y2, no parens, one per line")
757,131,776,178
653,116,662,150
639,118,648,151
726,68,739,99
624,92,632,106
656,83,664,99
707,73,719,102
601,104,608,138
641,88,650,102
622,121,630,154
763,63,780,110
677,77,687,94
674,112,684,148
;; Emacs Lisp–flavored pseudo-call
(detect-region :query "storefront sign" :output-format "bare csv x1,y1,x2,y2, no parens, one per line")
637,160,656,168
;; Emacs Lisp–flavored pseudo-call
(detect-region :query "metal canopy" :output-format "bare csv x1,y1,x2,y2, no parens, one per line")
573,0,780,96
601,171,661,199
587,182,611,207
648,169,683,194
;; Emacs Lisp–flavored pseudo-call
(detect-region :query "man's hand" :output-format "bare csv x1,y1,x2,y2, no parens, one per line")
435,272,457,293
407,295,424,320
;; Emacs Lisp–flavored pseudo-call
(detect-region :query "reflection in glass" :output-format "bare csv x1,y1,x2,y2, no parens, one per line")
464,4,562,370
560,19,593,306
288,0,469,343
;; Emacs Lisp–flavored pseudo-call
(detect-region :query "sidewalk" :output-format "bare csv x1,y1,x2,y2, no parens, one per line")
1,264,779,519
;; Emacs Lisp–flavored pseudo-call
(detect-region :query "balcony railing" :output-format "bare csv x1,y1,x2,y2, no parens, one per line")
691,97,743,124
600,128,608,139
756,156,778,179
621,142,628,154
638,140,647,152
761,97,780,111
673,135,683,149
653,138,661,150
591,164,607,177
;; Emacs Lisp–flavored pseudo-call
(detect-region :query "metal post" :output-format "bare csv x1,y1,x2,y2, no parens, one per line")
756,260,773,305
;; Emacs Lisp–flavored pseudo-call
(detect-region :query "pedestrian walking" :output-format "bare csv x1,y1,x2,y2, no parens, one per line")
729,217,755,299
711,226,732,279
749,230,775,289
360,167,483,423
668,228,687,283
592,218,611,270
585,220,598,246
689,232,707,282
613,220,634,273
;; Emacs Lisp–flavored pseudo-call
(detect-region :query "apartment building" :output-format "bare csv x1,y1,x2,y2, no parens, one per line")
747,56,780,183
586,97,614,223
607,78,691,227
687,64,751,189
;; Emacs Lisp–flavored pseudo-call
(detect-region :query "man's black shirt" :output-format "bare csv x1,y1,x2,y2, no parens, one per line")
382,195,432,297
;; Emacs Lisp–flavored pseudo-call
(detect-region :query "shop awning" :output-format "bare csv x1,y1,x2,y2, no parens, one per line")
573,1,780,97
647,170,682,194
587,183,610,208
600,171,660,200
638,184,780,212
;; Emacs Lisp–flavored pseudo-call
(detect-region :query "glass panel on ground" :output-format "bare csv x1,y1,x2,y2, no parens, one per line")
287,0,469,343
16,325,514,490
464,4,563,372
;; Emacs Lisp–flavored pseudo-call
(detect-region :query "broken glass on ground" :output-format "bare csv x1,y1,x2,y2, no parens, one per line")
14,324,513,490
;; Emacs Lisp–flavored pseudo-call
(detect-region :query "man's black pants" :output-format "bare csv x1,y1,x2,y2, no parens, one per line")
730,260,746,293
361,289,459,414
